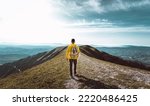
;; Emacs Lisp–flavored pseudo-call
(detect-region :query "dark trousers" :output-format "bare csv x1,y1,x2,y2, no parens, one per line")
69,59,77,77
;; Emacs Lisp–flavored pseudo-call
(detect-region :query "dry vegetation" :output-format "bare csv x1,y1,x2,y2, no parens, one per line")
0,50,70,88
0,48,150,89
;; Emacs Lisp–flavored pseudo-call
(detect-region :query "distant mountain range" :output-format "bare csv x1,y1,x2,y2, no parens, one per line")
0,45,55,64
0,44,150,65
96,46,150,67
0,45,150,89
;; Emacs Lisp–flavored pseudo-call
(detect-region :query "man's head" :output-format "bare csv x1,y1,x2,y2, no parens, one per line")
71,38,75,44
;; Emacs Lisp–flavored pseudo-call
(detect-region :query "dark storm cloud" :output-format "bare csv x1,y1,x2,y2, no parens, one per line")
50,0,150,27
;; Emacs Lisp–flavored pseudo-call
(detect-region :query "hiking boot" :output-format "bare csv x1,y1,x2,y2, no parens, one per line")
70,75,74,79
74,73,79,77
73,75,79,80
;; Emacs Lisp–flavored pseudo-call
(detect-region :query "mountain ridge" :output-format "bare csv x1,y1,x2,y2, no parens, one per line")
0,45,149,78
0,46,66,78
80,45,150,71
0,45,150,89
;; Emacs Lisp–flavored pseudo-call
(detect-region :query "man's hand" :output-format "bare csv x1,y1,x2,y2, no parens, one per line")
66,58,69,61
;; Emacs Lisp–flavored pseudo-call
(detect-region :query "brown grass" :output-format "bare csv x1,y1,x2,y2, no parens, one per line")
0,49,150,89
0,50,70,89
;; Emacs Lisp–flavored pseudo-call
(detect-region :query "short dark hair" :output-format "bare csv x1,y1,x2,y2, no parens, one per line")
71,39,75,43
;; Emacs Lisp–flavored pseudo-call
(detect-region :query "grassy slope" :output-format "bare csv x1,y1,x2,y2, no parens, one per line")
0,49,150,89
0,50,70,89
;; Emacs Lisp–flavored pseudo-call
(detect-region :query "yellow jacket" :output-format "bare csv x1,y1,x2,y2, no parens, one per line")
66,43,80,60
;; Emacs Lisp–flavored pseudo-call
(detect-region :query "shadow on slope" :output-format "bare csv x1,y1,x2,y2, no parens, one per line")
0,46,66,78
80,45,150,71
76,75,118,89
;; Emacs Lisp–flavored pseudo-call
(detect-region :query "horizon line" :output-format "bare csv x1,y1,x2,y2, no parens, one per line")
0,42,150,47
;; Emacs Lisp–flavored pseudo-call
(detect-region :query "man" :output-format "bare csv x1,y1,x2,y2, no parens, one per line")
66,39,80,79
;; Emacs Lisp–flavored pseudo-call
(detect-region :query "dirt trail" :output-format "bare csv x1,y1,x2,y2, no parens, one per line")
65,53,150,89
0,47,150,89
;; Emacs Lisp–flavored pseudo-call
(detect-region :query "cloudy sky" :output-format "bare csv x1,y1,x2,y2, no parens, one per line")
0,0,150,46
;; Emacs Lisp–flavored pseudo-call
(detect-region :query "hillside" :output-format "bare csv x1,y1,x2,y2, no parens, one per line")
0,45,150,89
0,47,66,78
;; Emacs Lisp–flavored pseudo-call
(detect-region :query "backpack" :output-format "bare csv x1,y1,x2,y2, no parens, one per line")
70,46,78,58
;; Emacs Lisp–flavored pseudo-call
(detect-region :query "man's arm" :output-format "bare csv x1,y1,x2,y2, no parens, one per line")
66,46,70,61
77,46,80,54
